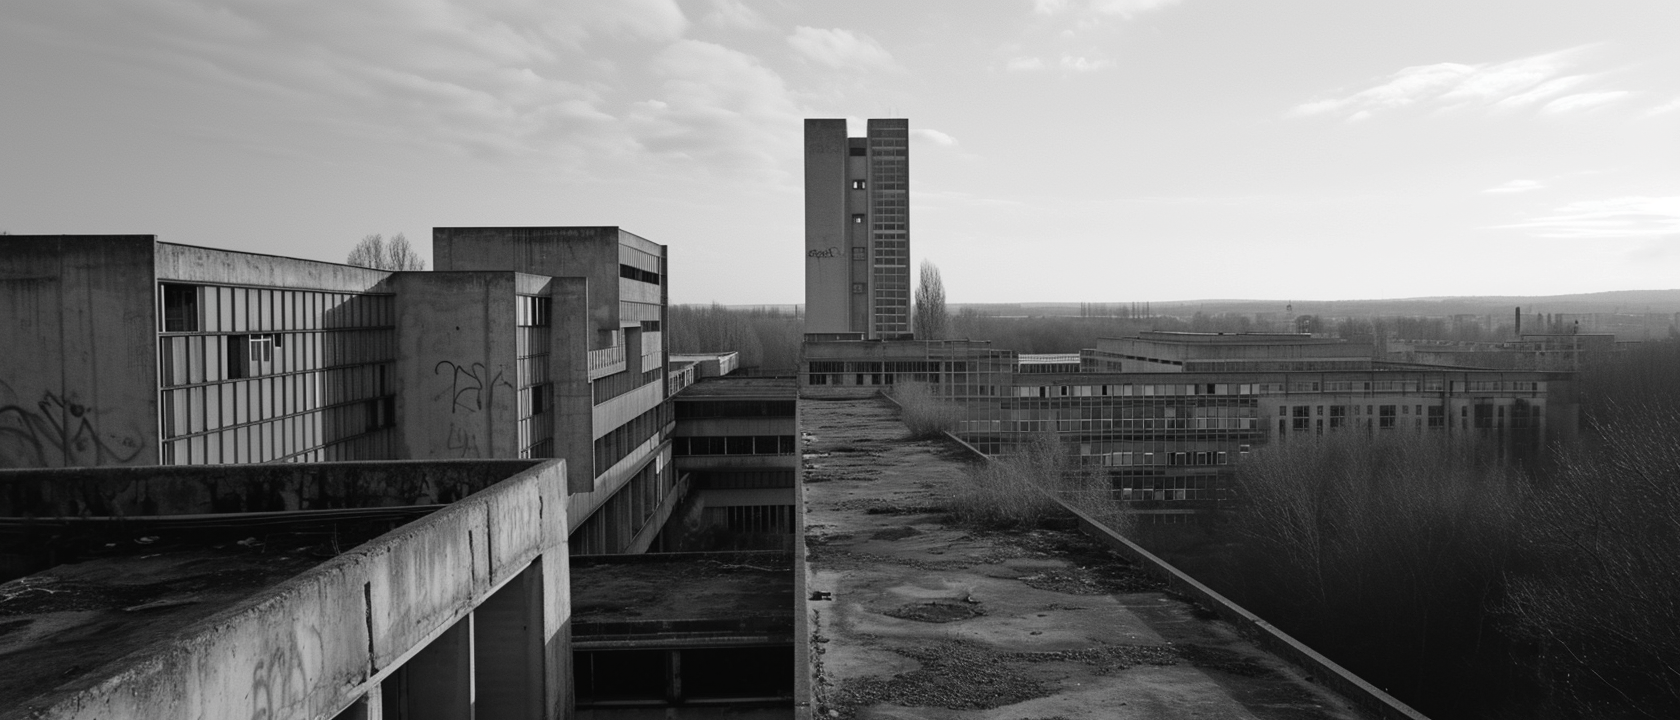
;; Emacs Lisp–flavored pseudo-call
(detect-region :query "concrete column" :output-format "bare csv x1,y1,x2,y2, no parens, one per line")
473,564,544,720
402,614,475,720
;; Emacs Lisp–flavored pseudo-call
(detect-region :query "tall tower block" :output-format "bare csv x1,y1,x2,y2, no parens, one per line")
803,118,911,340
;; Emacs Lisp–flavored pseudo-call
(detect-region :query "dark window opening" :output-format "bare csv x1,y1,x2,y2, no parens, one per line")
619,264,661,285
162,284,199,332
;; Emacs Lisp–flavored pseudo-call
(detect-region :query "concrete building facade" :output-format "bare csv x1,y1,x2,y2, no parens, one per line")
804,118,911,341
665,377,800,551
0,230,674,555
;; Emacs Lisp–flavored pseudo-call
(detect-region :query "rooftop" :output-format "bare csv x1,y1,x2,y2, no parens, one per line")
570,551,795,647
1131,331,1348,345
801,397,1370,719
676,376,799,398
0,459,548,716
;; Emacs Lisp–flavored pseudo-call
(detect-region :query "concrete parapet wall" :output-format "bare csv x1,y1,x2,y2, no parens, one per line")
1057,501,1430,720
798,386,882,400
931,426,1430,720
154,242,392,293
0,459,542,518
20,459,571,720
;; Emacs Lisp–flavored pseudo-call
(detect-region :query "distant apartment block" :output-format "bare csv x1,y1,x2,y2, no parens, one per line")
804,118,911,341
0,229,673,554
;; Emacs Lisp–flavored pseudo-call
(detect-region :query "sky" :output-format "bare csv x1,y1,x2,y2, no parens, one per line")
2,0,1677,305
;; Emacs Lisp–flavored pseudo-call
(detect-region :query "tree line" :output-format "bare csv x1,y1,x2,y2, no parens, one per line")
1155,339,1680,719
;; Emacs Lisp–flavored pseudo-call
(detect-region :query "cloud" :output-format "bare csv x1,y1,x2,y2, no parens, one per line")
910,128,958,146
11,0,826,179
1497,196,1680,238
1033,0,1181,17
1540,91,1631,114
1646,96,1680,117
787,26,898,71
1287,46,1630,121
1484,180,1545,194
702,0,772,32
1090,0,1183,17
1006,56,1046,71
629,40,802,172
1060,55,1114,71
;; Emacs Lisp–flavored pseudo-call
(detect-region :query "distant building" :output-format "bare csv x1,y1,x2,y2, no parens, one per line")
670,351,741,380
801,332,1578,520
665,376,800,550
0,230,674,554
1388,333,1618,371
804,118,911,341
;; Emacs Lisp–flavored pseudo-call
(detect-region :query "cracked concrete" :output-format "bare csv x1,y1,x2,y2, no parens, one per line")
801,396,1369,720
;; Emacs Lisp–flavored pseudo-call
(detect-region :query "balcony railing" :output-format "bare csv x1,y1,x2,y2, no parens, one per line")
588,345,626,380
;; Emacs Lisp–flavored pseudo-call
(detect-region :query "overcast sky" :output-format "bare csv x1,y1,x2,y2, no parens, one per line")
3,0,1677,305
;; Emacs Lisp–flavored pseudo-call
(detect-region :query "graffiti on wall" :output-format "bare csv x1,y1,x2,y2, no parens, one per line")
248,623,323,720
0,381,144,468
434,361,510,414
433,360,513,458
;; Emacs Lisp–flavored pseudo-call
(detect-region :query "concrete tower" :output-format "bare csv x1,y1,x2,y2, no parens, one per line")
803,118,911,340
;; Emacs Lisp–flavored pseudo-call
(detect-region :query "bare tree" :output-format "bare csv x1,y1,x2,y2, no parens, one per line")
914,259,948,340
346,232,427,270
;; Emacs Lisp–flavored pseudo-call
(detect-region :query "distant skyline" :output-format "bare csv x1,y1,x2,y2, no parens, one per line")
3,0,1677,304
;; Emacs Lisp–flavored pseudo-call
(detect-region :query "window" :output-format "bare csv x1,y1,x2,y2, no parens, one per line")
852,214,865,224
1379,405,1396,429
851,179,866,189
162,284,200,332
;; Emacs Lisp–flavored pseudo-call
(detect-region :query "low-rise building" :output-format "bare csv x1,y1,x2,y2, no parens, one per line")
0,230,674,554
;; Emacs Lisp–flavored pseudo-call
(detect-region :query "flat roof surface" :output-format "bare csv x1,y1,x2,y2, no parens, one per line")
0,523,400,715
677,377,798,398
801,397,1369,720
570,552,795,646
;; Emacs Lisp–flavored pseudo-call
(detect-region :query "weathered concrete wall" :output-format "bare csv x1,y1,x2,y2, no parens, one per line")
19,459,572,720
434,227,621,351
804,119,851,337
154,242,392,293
550,277,596,494
0,236,159,469
565,440,669,533
390,272,520,460
0,459,540,517
592,379,663,440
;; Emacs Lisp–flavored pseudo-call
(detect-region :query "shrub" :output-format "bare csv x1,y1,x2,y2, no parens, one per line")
947,432,1133,535
892,381,964,439
947,457,1063,530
